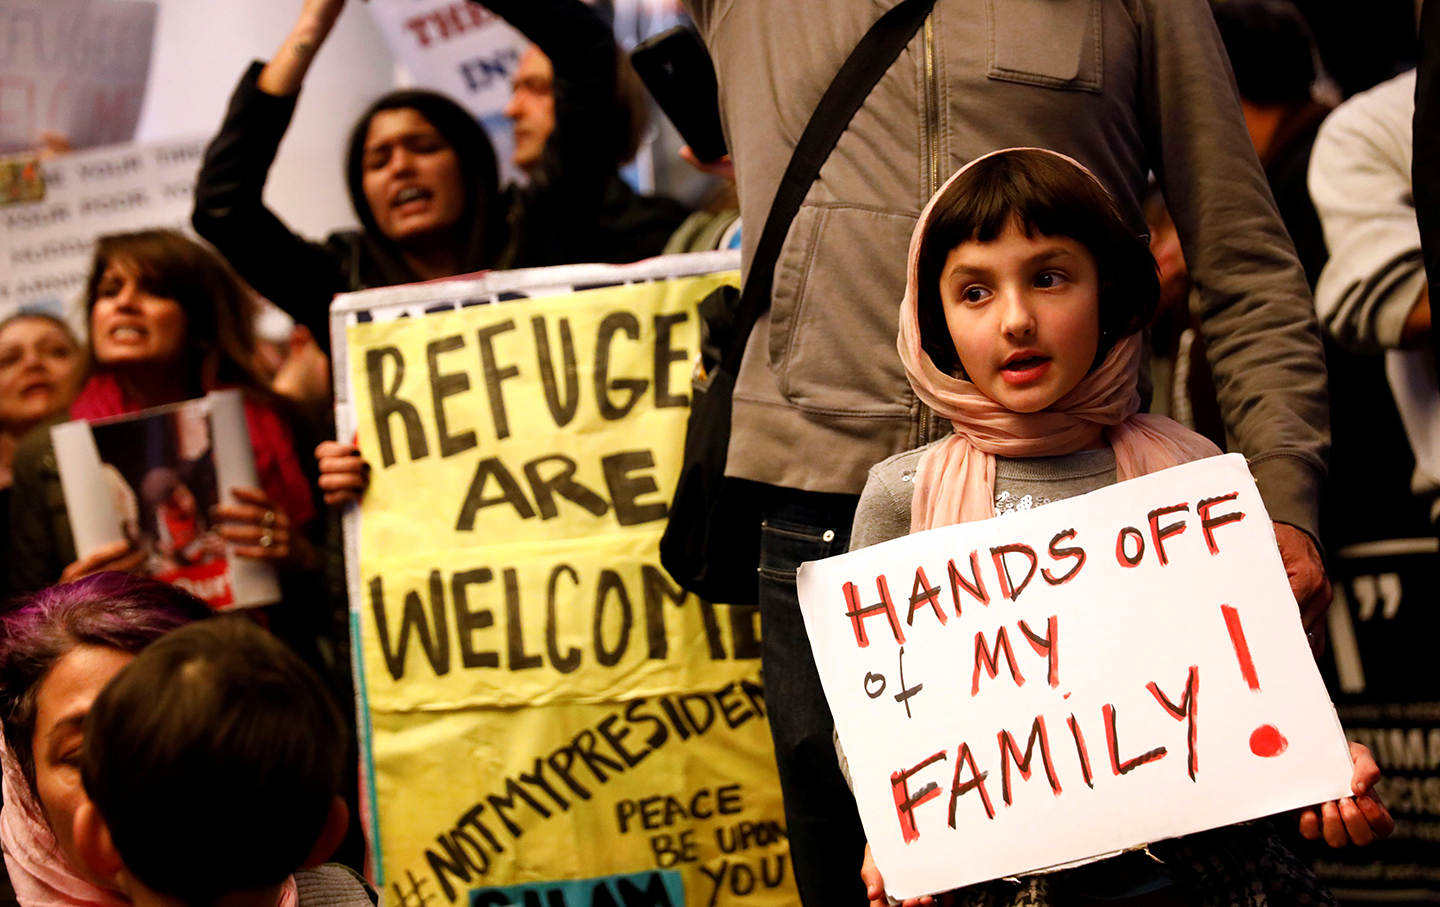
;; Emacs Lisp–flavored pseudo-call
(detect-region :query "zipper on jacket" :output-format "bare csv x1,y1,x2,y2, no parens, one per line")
917,10,943,447
923,12,940,197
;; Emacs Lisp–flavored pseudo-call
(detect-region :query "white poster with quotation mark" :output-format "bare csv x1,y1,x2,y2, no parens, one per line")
796,453,1353,901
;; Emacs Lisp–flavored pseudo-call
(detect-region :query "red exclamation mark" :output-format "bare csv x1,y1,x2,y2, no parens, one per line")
1220,604,1288,757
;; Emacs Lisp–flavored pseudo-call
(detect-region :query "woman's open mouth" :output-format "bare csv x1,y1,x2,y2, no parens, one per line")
392,186,433,210
19,380,53,400
108,325,149,343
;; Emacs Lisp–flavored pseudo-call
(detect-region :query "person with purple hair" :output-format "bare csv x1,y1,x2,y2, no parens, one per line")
0,573,211,907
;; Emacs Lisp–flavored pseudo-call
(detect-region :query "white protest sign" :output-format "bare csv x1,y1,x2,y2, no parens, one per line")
364,0,528,183
0,136,206,317
0,0,157,155
365,0,526,121
796,453,1352,900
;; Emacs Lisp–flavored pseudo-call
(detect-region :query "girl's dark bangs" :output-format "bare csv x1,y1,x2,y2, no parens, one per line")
1000,164,1105,246
966,176,1022,242
934,156,1090,245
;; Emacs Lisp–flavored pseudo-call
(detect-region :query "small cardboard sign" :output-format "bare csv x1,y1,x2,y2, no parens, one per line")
796,453,1352,900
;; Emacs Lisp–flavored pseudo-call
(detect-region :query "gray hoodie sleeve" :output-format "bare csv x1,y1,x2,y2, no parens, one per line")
1136,0,1329,540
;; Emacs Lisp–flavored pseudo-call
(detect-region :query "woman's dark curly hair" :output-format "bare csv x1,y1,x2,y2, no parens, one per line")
915,149,1159,376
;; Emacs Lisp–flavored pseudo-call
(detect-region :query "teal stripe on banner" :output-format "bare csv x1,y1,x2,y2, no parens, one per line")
351,608,384,888
468,869,684,907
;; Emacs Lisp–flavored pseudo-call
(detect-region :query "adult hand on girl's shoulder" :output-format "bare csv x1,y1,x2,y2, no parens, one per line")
862,843,953,907
1297,742,1394,847
1272,521,1331,655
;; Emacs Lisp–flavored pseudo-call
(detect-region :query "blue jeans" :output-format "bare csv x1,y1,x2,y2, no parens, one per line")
758,486,866,907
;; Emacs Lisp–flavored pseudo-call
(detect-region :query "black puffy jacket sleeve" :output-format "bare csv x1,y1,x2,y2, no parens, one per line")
192,62,353,352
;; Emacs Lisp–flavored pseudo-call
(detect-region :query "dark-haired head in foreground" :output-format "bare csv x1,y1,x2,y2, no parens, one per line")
76,617,348,907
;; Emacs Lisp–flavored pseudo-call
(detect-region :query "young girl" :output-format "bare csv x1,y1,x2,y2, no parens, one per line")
851,148,1391,907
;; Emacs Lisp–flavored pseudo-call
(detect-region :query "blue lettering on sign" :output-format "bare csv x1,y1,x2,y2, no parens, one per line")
469,869,683,907
458,48,521,93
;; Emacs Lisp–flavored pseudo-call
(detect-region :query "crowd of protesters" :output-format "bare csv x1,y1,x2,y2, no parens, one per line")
0,0,1434,905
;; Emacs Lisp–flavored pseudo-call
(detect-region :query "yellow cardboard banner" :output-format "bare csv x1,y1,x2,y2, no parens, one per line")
345,269,797,907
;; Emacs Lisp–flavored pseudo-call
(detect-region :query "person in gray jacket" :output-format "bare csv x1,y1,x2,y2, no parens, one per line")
682,1,1333,904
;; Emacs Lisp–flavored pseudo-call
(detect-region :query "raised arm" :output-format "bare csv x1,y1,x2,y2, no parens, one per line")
258,0,346,96
191,0,353,352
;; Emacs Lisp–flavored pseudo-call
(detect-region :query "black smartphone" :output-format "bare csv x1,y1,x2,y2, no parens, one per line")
630,26,728,163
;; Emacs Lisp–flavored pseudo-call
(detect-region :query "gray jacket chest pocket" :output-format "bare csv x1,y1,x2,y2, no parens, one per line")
986,0,1102,91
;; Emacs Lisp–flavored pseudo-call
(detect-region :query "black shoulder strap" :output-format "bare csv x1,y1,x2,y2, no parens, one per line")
722,0,939,372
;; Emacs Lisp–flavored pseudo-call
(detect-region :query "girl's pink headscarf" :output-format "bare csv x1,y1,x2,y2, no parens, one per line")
897,148,1220,532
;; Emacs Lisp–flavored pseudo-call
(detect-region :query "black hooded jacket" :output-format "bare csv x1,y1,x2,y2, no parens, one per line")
192,0,687,354
191,62,493,355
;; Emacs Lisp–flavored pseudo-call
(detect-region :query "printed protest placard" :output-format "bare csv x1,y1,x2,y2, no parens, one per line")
796,453,1353,900
0,0,157,155
334,253,797,907
52,389,280,609
0,136,207,314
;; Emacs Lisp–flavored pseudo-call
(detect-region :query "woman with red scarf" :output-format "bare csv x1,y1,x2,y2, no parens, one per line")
7,229,318,595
